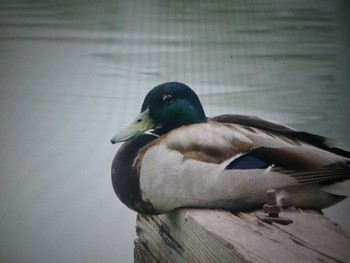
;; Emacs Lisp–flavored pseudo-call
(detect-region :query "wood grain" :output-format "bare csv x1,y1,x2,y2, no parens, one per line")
134,208,350,263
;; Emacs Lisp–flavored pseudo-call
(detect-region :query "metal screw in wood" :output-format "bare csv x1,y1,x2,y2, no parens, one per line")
259,189,293,225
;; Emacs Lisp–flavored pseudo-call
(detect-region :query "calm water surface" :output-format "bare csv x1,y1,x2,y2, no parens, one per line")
0,0,349,262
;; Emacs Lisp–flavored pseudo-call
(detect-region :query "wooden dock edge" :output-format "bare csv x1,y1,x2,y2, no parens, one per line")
134,208,350,263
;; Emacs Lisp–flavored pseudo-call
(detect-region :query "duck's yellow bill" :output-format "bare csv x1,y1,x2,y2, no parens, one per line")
110,109,155,144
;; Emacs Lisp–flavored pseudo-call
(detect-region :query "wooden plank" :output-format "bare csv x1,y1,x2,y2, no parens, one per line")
134,208,350,263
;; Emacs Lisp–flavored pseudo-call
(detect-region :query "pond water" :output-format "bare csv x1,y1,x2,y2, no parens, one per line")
0,0,349,262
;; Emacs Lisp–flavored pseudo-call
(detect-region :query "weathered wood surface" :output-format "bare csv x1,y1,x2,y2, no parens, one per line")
134,208,350,263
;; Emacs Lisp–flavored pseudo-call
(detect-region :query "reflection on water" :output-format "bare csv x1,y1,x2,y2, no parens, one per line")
0,0,349,262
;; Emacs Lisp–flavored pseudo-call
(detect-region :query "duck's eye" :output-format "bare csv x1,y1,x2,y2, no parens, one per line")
162,94,174,105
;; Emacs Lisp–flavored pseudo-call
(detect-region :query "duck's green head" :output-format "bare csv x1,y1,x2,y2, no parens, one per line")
111,82,207,144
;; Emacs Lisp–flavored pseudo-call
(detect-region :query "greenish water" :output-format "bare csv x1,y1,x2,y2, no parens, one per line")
0,0,349,262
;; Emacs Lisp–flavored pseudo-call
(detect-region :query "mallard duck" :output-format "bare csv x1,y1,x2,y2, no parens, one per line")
111,82,350,214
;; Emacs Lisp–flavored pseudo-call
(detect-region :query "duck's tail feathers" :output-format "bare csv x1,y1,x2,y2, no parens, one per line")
285,162,350,186
322,180,350,197
328,147,350,159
